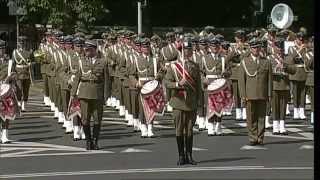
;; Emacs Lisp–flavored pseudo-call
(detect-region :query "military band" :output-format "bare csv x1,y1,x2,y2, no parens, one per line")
0,26,314,167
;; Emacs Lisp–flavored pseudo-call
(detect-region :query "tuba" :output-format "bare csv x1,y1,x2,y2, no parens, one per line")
271,3,294,29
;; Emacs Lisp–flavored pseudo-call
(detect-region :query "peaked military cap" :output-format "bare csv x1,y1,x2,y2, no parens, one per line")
235,29,246,37
64,35,74,44
151,34,161,42
84,40,97,48
199,36,208,45
141,38,150,47
182,35,193,49
248,38,262,48
73,37,85,46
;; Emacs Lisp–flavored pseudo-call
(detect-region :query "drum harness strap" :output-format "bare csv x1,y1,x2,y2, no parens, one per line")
134,55,148,85
13,49,29,65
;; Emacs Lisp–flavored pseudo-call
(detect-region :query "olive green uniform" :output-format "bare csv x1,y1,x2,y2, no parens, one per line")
269,55,296,121
239,54,272,144
164,58,201,164
12,49,32,102
304,50,314,112
288,46,307,109
71,56,108,141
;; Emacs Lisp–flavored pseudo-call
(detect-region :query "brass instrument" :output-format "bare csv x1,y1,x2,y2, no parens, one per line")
33,50,46,63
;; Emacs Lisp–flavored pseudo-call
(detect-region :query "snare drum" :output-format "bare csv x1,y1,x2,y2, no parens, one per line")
206,78,233,118
140,80,166,123
0,83,19,121
67,97,81,120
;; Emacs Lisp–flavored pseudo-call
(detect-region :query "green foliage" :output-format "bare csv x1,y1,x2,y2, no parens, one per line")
20,0,109,32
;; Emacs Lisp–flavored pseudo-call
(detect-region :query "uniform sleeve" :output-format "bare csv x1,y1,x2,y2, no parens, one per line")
71,61,81,96
268,60,272,98
104,60,110,100
128,59,138,89
284,56,296,75
238,60,246,99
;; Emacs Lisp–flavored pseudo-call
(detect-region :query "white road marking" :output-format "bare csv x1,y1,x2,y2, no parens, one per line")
120,148,151,153
264,132,313,140
192,147,208,151
298,132,313,139
0,166,313,179
240,145,267,150
299,145,314,150
237,122,247,127
221,125,235,134
286,128,302,133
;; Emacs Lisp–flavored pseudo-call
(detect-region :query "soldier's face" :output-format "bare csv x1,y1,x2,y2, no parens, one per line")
183,48,193,58
210,45,220,53
141,46,150,55
199,44,207,51
74,46,82,52
251,47,260,56
84,47,96,57
65,44,73,50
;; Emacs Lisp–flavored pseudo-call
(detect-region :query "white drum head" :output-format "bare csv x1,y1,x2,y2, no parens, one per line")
141,80,159,94
0,84,10,96
207,78,226,91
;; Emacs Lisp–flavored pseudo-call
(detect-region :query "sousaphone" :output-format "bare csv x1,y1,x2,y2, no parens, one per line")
271,3,294,29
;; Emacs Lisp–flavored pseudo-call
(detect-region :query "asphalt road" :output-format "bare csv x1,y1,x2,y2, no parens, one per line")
0,84,314,180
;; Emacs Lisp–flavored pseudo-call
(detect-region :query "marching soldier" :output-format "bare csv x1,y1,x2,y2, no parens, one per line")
288,31,308,120
129,38,163,138
239,38,272,146
264,27,278,129
160,32,180,112
37,32,51,107
229,30,249,121
0,40,13,143
268,38,296,135
165,35,201,165
69,36,86,141
304,37,314,124
59,35,74,133
71,40,108,150
196,36,209,130
8,36,33,112
201,35,229,136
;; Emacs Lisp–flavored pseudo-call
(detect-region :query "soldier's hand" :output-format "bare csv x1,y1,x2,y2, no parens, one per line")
268,96,272,103
178,78,187,87
136,82,142,88
203,78,209,87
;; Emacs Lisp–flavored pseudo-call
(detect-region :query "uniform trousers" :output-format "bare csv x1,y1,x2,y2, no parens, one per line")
246,100,266,143
80,99,103,126
272,90,289,120
292,80,306,108
16,79,31,101
173,109,196,137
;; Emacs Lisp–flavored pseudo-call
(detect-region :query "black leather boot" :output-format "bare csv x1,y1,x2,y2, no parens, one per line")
92,124,101,150
83,125,92,150
185,135,197,165
176,136,185,166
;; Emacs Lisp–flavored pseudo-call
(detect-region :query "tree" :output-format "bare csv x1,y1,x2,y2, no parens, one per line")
18,0,109,32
